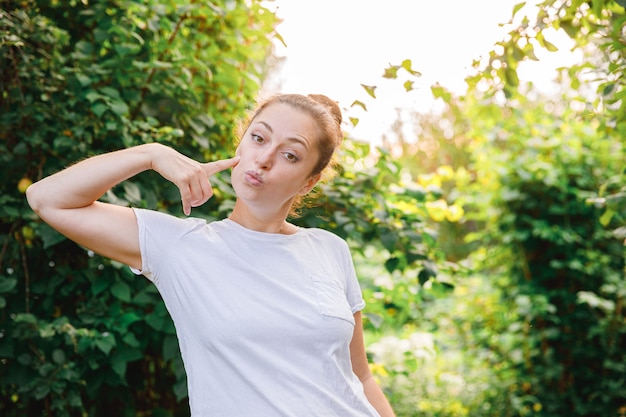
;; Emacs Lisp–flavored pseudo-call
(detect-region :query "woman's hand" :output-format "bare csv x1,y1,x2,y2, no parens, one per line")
149,145,240,215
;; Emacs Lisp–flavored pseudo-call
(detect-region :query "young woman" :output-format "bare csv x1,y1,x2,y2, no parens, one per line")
27,94,395,416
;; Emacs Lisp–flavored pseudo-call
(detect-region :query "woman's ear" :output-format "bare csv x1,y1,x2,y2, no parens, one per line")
299,173,322,196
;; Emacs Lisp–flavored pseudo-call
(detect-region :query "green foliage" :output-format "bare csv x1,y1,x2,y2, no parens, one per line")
460,0,626,408
467,0,625,108
464,89,625,416
364,80,625,417
354,2,626,414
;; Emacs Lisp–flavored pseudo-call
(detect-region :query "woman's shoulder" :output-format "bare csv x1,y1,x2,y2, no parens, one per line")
302,226,348,248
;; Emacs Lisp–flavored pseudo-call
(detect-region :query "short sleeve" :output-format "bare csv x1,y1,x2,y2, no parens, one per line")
130,208,205,284
131,208,160,282
337,239,366,313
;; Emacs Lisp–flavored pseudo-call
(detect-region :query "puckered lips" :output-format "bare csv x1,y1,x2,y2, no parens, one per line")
244,170,264,187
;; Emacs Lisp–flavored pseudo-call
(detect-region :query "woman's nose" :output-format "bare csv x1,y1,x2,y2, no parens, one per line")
255,148,273,169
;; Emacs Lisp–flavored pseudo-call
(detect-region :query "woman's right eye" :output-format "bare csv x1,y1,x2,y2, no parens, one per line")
251,134,264,143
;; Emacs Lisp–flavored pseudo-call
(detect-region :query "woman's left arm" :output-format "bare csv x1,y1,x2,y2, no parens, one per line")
350,311,396,417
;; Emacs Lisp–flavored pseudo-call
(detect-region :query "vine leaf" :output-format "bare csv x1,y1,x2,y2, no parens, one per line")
360,84,377,98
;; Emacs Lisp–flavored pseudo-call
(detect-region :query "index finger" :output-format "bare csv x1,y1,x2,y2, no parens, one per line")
203,156,240,176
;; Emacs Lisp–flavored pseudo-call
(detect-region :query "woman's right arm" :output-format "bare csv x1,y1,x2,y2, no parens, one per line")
26,143,238,270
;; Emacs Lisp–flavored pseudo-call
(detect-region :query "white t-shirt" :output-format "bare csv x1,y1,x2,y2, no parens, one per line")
131,208,380,417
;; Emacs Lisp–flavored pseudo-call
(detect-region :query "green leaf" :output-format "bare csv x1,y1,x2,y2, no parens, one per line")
173,373,188,401
145,313,165,331
382,65,399,79
110,352,127,378
431,84,452,102
95,333,116,355
384,257,400,273
406,251,427,264
122,332,141,348
380,231,398,252
75,73,92,86
360,84,377,99
0,278,17,293
605,192,626,210
274,31,287,47
15,313,37,324
351,100,367,111
52,349,66,364
117,312,141,328
163,334,180,361
34,384,50,400
75,40,93,56
109,100,129,116
100,86,120,99
132,288,156,305
602,83,616,96
91,102,108,117
401,59,421,76
18,353,32,365
85,91,102,103
599,208,615,226
558,19,578,38
111,281,131,302
591,0,603,17
431,280,455,295
505,67,520,87
543,39,558,52
512,2,526,18
92,278,109,296
524,43,539,61
418,261,438,285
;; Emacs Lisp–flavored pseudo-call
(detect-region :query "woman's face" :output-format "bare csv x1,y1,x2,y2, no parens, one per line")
231,103,321,211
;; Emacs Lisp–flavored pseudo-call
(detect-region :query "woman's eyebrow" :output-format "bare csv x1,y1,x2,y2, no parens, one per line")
255,120,311,149
257,120,273,133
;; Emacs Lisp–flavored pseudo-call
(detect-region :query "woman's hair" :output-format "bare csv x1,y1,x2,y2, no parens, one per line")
236,93,344,218
238,93,343,177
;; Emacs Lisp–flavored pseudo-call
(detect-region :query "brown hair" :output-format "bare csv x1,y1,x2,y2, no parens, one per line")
236,93,343,217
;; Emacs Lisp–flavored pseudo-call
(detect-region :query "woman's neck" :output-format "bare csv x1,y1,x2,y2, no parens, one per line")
228,202,298,234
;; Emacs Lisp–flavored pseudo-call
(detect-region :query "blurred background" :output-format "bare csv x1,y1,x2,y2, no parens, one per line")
263,0,581,144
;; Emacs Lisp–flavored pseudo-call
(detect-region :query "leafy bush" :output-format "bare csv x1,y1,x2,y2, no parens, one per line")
466,90,625,417
366,1,626,414
463,2,626,414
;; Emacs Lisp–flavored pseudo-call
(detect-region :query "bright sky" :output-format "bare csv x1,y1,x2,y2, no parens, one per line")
261,0,579,144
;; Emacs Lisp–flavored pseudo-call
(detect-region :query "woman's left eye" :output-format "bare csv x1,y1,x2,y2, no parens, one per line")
283,152,299,162
251,134,264,143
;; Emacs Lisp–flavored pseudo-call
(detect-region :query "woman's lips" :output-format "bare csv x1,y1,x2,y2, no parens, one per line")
244,170,264,186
